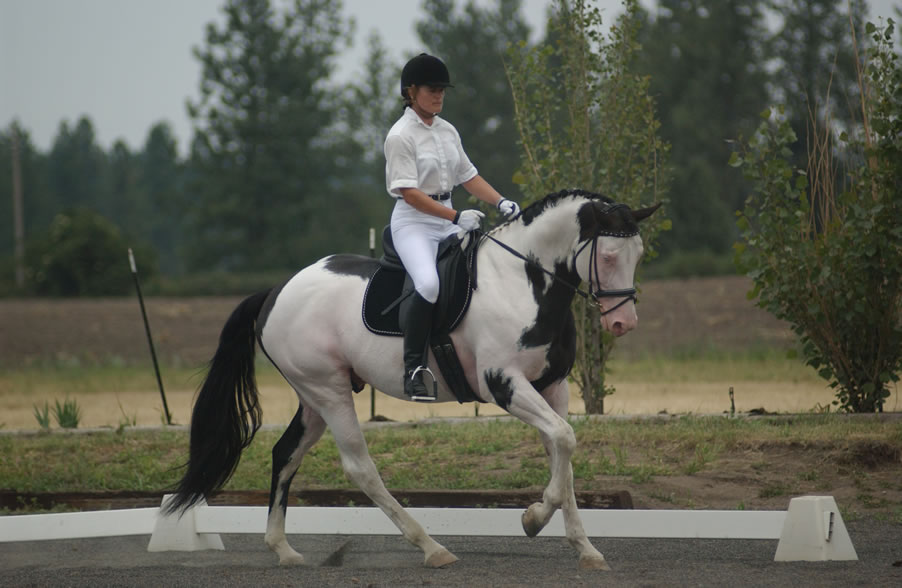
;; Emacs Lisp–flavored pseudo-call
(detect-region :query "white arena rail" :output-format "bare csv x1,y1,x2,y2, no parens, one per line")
0,495,858,562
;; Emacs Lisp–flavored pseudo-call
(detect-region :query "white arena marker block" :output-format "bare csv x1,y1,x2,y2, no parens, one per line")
147,494,224,552
774,496,858,562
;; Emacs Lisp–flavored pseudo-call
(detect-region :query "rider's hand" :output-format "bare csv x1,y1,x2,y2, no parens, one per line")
453,209,485,232
497,198,520,218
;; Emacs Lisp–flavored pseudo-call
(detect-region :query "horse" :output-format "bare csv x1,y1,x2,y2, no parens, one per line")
165,188,660,570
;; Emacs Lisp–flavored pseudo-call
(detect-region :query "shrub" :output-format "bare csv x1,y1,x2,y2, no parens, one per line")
732,20,901,412
25,208,157,297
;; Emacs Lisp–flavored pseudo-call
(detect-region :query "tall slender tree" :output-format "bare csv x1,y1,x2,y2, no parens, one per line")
506,0,669,413
139,122,186,273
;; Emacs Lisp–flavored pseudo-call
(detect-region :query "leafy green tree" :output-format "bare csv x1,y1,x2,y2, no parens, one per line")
636,0,771,257
185,0,355,271
733,19,901,412
506,0,670,413
25,208,155,297
415,0,532,202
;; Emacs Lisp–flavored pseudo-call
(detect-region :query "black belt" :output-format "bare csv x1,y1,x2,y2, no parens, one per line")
429,192,452,201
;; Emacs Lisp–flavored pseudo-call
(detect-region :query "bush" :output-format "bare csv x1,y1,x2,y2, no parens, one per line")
24,209,157,297
732,21,901,412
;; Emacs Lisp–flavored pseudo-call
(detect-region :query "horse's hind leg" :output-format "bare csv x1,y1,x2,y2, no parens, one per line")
264,403,326,566
322,398,458,568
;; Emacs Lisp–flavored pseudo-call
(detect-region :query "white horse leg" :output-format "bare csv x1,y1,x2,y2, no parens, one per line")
539,380,609,569
264,404,327,566
494,374,608,570
322,398,458,568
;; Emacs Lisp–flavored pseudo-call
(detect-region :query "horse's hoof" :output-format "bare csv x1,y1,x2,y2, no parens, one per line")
579,555,611,571
278,552,306,566
425,548,459,568
521,503,543,538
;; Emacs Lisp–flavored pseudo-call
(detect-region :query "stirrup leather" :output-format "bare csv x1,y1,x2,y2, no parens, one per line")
406,365,438,402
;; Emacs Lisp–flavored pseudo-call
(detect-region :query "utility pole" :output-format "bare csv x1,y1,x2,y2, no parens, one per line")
11,124,25,289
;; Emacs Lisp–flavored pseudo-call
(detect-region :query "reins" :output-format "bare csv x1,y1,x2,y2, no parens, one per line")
476,227,638,316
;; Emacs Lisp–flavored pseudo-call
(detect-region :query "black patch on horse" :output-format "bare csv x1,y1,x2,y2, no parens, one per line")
529,310,576,392
323,255,380,280
577,200,640,241
484,368,515,410
519,259,579,349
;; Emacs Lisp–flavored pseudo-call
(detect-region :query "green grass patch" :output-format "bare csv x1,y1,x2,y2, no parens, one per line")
2,415,899,498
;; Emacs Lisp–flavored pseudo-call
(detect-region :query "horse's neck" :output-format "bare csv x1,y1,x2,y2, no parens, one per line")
491,199,582,268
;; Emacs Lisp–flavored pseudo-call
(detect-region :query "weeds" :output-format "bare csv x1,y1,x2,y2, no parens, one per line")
33,401,51,429
51,397,81,429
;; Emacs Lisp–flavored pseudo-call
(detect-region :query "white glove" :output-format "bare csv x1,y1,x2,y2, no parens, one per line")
497,198,520,218
454,209,485,232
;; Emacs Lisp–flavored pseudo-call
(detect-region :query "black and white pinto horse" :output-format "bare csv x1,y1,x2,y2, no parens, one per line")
166,189,659,570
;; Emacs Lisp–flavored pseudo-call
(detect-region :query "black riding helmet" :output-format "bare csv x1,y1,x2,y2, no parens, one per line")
400,53,454,100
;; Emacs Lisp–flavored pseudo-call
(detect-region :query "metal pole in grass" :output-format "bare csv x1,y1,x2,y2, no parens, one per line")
128,248,172,425
369,227,377,421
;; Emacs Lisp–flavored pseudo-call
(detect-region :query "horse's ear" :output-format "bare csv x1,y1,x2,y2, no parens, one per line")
631,202,662,223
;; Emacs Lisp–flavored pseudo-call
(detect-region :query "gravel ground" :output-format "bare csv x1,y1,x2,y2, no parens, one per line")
1,519,900,587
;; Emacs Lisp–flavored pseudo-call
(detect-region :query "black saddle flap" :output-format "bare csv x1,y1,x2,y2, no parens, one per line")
363,228,478,337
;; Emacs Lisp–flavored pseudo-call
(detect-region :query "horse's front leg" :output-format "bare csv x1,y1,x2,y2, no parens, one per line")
488,372,609,570
538,379,610,570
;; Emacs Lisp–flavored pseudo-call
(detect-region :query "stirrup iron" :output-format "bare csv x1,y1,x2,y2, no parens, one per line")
408,365,438,402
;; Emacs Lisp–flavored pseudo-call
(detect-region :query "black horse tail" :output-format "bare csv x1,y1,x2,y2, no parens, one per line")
164,289,272,515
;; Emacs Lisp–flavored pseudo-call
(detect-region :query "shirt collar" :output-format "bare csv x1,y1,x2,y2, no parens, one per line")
405,106,440,129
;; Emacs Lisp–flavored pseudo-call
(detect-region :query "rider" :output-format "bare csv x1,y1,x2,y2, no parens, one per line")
384,53,520,401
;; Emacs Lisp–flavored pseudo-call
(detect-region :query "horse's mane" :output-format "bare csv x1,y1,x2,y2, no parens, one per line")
518,189,613,226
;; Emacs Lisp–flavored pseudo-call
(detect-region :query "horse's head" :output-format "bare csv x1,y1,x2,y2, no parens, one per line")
574,198,661,337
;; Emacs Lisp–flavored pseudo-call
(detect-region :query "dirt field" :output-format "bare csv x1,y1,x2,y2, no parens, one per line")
1,275,794,367
0,275,848,430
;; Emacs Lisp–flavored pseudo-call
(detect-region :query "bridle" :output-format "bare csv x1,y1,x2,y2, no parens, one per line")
572,232,638,316
477,205,638,316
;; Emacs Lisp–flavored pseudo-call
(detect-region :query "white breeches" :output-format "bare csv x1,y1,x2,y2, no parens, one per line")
390,200,458,304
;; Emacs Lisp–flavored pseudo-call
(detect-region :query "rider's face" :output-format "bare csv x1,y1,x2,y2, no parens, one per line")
412,85,445,117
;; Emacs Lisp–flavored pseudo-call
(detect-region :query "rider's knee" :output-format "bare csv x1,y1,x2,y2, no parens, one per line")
415,279,440,304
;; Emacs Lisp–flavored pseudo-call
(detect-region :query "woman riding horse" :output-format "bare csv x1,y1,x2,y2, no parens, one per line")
385,53,519,401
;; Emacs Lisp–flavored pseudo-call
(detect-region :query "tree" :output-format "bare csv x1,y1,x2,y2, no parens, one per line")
46,117,109,214
636,0,771,257
506,0,670,413
185,0,355,271
415,0,532,202
733,18,901,412
139,123,187,274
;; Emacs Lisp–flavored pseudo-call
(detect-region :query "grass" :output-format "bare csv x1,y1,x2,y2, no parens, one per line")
1,415,899,496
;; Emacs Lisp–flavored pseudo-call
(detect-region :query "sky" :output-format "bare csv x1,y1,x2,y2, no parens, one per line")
1,0,899,156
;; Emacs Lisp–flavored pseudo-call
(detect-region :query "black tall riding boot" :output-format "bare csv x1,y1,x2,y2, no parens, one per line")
400,291,437,401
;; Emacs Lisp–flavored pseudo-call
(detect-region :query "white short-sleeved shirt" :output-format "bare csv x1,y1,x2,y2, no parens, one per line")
384,107,478,203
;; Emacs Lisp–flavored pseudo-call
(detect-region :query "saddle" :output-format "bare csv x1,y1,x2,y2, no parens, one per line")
362,226,482,403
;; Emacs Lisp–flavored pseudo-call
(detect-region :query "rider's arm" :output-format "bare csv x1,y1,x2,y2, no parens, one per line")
461,175,504,208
